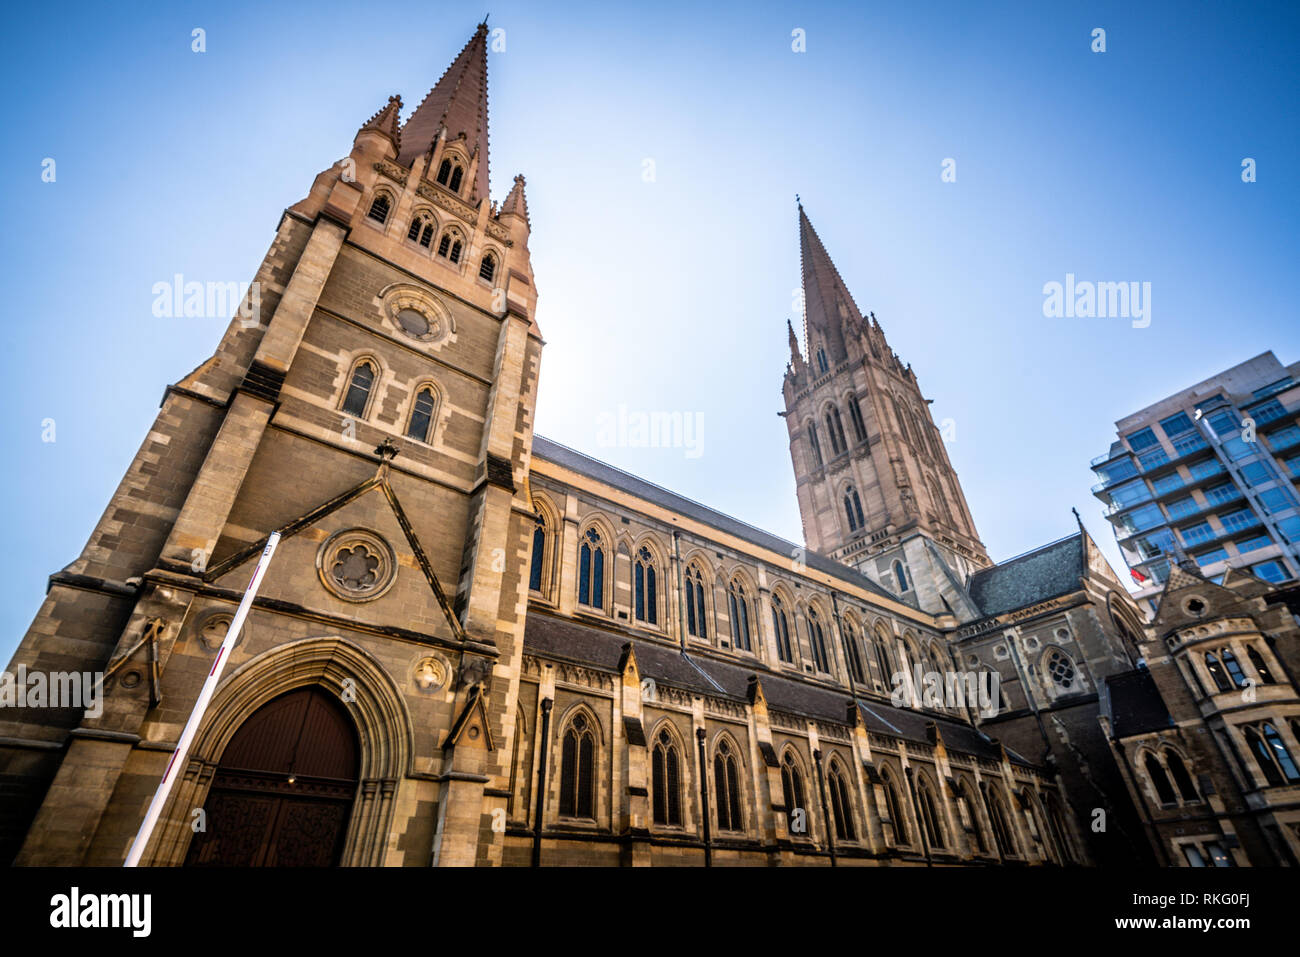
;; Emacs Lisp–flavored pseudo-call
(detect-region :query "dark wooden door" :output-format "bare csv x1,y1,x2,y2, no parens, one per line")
185,686,360,867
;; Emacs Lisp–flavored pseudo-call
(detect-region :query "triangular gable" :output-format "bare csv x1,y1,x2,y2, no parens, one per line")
443,684,495,752
206,475,466,643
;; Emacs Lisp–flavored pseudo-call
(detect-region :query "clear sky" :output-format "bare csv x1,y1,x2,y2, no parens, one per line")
2,0,1298,663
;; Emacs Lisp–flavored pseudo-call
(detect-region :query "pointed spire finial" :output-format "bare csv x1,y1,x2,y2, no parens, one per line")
358,94,403,152
398,25,491,197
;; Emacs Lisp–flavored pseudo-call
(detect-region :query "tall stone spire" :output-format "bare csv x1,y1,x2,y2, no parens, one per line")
799,204,863,366
397,23,491,198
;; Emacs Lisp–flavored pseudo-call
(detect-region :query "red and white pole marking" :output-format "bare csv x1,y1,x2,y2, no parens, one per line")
124,532,281,867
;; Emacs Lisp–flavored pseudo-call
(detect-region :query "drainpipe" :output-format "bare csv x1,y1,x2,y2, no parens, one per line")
813,749,838,867
905,765,933,867
530,698,553,867
696,728,712,866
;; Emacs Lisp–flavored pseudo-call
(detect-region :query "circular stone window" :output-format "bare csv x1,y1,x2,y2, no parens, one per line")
381,285,453,345
317,528,398,602
396,308,433,339
1184,597,1207,618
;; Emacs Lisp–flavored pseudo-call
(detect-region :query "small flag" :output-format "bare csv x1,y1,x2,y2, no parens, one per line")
1131,568,1148,584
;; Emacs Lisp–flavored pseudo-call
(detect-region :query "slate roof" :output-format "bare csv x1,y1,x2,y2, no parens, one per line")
530,435,896,602
523,611,1033,766
1101,668,1173,738
967,533,1085,618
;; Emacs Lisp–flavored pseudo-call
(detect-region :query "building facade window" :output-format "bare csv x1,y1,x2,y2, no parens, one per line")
881,772,908,845
651,729,682,826
848,397,868,442
528,511,546,592
634,546,658,625
367,193,391,223
771,594,794,663
781,751,807,837
807,607,830,673
406,386,437,442
828,761,856,841
685,564,708,639
578,528,605,610
1144,752,1178,806
341,360,377,418
917,777,946,849
727,579,752,651
844,487,866,532
713,739,743,832
558,712,596,819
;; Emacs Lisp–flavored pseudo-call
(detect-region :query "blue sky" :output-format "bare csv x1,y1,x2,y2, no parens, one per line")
2,1,1298,663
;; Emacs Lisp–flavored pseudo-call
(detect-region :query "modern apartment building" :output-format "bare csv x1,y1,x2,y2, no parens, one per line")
1092,352,1300,617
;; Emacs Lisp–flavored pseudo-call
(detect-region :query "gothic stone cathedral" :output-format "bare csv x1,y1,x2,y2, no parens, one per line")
5,24,1299,868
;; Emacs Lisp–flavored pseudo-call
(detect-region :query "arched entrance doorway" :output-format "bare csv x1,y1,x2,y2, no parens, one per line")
185,686,359,867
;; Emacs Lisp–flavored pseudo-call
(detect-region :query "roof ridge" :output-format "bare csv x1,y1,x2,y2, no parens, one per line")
532,435,805,551
981,531,1081,571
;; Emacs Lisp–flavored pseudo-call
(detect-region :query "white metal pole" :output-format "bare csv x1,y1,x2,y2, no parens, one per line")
124,532,281,867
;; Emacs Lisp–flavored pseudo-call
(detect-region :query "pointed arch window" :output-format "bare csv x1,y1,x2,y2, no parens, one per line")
1247,646,1275,685
848,397,868,443
1164,750,1200,803
873,628,896,687
406,386,437,442
436,231,464,263
780,752,807,836
1144,752,1178,806
407,215,435,248
685,564,708,639
816,347,829,375
807,422,823,468
917,778,946,849
825,408,847,455
893,560,910,593
983,786,1017,857
449,165,463,193
955,783,988,853
844,486,866,532
528,511,546,593
727,579,752,651
843,620,865,684
341,360,376,418
881,773,908,845
807,607,830,673
771,594,794,663
892,396,911,443
479,253,497,283
558,712,595,818
1246,723,1300,785
828,761,856,841
1204,652,1233,693
713,739,743,832
436,158,453,185
634,546,658,625
578,528,605,610
1221,649,1247,688
928,475,954,526
651,729,682,826
367,193,391,223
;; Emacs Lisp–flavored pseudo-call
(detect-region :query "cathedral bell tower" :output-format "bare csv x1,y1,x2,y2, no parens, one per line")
781,204,989,617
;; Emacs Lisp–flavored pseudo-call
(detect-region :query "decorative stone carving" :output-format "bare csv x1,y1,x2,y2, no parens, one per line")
317,528,398,603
